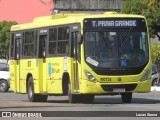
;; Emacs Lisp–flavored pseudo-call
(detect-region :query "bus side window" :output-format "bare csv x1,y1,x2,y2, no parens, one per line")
57,27,69,55
49,28,57,55
39,35,46,58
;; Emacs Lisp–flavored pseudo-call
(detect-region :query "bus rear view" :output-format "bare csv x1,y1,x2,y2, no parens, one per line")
81,17,151,103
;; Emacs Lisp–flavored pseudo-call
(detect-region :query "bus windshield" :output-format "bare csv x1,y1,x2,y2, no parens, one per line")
84,30,149,69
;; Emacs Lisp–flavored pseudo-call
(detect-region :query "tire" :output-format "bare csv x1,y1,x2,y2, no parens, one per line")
27,76,48,102
68,81,94,103
27,76,39,102
68,81,75,103
121,93,132,103
0,80,9,92
68,81,81,103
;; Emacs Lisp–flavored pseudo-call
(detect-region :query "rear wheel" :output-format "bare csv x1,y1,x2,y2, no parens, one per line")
0,80,9,92
27,76,48,102
121,92,132,103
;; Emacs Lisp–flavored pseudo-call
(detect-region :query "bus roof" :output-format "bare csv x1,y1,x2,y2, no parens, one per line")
11,12,146,31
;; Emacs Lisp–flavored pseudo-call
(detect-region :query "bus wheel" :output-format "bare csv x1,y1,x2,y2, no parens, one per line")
121,93,132,103
27,76,40,102
68,81,80,103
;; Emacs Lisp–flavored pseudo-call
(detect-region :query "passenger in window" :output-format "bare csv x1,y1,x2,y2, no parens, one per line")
53,47,57,54
43,47,46,57
29,51,33,57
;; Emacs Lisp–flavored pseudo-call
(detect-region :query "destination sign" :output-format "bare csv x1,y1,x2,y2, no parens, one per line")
84,18,146,28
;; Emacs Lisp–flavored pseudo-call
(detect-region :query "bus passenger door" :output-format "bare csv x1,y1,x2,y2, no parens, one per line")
38,34,47,93
71,24,81,92
15,38,22,92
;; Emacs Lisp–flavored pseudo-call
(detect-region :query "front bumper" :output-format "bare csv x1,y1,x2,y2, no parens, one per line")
78,79,151,94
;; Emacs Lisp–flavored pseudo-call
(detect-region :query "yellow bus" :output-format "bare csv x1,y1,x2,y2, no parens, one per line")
9,12,151,103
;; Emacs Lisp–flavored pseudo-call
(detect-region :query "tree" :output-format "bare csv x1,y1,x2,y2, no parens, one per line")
121,0,160,39
151,43,160,65
0,21,17,59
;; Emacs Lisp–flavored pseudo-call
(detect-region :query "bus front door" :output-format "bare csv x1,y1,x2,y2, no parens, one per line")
38,35,47,93
71,24,81,92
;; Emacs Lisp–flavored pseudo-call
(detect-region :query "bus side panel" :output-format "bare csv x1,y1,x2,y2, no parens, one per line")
47,80,62,94
19,59,26,93
19,59,39,93
32,59,40,93
9,60,16,92
46,57,63,94
38,58,47,93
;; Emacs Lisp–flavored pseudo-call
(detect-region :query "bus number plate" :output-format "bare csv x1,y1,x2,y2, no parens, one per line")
113,88,125,93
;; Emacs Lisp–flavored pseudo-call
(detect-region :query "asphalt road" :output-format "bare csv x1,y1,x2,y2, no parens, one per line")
0,90,160,120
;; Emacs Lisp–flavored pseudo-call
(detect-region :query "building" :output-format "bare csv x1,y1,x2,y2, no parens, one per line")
54,0,124,12
0,0,53,23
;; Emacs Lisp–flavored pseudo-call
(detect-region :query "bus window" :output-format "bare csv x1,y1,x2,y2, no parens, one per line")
39,35,47,58
24,31,35,57
49,28,57,54
57,27,69,55
10,33,14,58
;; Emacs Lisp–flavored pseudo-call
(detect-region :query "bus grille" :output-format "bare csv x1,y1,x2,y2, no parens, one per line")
101,84,137,92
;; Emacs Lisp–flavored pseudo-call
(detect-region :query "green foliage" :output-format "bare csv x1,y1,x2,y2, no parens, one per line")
0,21,17,59
121,0,160,38
121,0,145,14
151,43,160,65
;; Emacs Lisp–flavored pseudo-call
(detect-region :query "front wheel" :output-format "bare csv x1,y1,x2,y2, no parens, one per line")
68,81,94,103
121,92,132,103
68,81,79,103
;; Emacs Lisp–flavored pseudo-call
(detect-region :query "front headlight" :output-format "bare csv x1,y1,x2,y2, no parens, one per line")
140,69,151,81
84,70,97,83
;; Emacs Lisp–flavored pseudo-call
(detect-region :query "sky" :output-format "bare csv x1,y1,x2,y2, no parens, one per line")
0,0,53,23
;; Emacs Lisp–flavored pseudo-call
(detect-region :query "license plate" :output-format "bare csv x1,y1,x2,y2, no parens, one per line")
113,88,125,92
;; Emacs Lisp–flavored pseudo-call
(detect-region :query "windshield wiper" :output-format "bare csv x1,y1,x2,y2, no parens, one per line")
122,28,133,46
99,30,112,49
